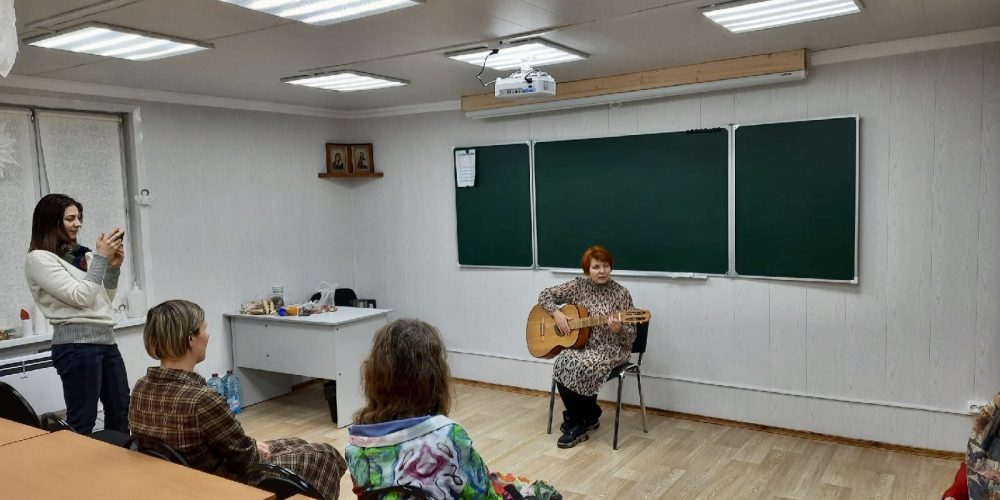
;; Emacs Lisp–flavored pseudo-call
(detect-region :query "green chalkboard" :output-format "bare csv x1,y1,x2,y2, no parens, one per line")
454,143,533,267
735,117,857,281
534,130,729,273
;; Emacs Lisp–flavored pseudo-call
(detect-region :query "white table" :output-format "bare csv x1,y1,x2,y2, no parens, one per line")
226,307,391,428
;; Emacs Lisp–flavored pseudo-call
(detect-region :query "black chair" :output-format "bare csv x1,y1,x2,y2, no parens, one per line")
334,288,377,308
0,381,130,445
546,321,650,450
0,381,73,432
333,288,357,306
359,485,431,500
124,435,190,467
251,463,324,500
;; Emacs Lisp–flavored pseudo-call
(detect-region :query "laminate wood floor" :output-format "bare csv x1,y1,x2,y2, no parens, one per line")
237,381,960,499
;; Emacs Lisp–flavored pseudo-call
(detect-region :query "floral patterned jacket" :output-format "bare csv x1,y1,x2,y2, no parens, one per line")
967,393,1000,499
346,415,501,499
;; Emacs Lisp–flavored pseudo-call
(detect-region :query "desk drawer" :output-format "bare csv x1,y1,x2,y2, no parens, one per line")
231,319,338,379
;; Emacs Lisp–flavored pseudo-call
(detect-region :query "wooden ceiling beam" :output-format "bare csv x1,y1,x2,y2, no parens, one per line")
461,49,808,113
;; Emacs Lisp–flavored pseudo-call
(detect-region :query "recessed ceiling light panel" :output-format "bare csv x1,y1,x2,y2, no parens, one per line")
283,71,409,92
702,0,862,34
447,39,587,71
218,0,424,26
25,23,211,61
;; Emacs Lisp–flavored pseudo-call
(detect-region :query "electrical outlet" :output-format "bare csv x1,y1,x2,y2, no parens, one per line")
968,400,989,414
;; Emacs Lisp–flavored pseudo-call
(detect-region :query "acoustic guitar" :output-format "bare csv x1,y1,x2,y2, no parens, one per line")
525,304,651,359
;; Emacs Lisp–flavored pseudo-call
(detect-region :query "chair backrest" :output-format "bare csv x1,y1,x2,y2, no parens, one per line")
359,485,431,500
333,288,357,306
124,435,190,467
0,381,43,428
632,321,650,355
38,412,74,432
251,463,324,500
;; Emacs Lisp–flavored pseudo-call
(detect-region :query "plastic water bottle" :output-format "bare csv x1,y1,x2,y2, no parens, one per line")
207,373,226,399
224,369,241,414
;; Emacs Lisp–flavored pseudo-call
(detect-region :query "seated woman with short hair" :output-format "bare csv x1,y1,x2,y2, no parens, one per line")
129,299,347,499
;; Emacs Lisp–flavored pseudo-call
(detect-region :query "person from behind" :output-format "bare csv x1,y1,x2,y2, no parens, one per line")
346,318,562,499
130,299,347,498
24,193,129,434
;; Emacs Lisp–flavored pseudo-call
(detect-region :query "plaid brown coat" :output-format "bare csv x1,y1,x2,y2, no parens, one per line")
129,367,346,499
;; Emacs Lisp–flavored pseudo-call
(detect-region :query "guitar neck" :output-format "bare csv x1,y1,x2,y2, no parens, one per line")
571,312,623,329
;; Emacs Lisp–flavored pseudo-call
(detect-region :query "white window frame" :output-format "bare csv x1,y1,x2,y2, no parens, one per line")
0,94,152,329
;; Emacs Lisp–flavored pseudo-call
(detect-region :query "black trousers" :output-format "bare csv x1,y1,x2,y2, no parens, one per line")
52,343,130,434
556,382,601,427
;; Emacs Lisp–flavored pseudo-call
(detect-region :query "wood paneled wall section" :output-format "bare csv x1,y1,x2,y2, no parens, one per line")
461,49,807,113
350,42,1000,452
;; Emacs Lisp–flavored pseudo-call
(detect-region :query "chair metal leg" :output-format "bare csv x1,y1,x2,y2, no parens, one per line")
547,379,556,435
635,369,648,433
613,373,624,450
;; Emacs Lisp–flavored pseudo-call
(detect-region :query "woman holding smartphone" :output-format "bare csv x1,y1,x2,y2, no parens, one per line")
24,193,130,434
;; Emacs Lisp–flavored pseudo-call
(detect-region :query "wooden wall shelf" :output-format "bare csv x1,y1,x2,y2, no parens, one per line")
319,172,384,178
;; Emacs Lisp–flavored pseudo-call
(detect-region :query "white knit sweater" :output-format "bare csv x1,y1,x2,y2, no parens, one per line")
24,250,121,344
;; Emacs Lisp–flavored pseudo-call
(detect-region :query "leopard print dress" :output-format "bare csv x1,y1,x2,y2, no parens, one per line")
538,276,636,396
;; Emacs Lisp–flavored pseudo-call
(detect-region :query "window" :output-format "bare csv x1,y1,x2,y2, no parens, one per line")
0,106,137,330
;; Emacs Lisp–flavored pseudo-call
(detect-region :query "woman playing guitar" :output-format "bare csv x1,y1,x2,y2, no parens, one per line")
538,245,636,449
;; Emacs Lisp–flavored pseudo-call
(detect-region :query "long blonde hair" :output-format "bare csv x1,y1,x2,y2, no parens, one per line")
353,319,451,424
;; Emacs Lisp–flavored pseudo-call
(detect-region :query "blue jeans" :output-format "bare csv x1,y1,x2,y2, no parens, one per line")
51,343,130,434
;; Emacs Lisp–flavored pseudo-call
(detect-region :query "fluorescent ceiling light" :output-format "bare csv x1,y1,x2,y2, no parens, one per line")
218,0,424,26
702,0,862,33
447,39,587,71
25,23,211,61
283,71,408,92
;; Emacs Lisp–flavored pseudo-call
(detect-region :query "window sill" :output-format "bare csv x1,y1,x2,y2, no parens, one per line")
0,318,146,349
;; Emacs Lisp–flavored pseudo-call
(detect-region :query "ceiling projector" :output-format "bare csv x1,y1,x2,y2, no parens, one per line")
494,64,556,98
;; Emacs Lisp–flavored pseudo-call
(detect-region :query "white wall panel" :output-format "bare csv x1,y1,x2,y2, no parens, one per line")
636,94,700,134
769,283,808,394
138,103,352,376
886,52,935,413
844,58,890,406
349,43,1000,451
978,44,1000,400
928,47,982,412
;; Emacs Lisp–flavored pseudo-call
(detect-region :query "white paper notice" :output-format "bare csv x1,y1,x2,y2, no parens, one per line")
455,149,476,187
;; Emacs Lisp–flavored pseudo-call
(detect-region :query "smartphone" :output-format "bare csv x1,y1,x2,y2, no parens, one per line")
114,230,125,241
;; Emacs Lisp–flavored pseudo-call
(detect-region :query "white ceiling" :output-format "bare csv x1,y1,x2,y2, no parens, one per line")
11,0,1000,111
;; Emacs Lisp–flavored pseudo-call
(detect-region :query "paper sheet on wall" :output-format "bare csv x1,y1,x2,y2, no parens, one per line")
0,0,16,78
455,149,476,188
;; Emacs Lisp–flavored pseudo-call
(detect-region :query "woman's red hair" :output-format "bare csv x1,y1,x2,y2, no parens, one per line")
580,245,614,274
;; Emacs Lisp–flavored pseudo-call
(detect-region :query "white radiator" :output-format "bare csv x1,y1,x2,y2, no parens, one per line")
0,352,64,414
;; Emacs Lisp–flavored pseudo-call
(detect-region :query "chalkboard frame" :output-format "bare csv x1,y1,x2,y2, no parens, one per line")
453,141,536,269
732,114,859,284
453,116,859,284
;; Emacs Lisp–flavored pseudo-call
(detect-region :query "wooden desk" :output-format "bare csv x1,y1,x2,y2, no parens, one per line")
226,307,391,427
0,430,274,499
0,417,47,446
